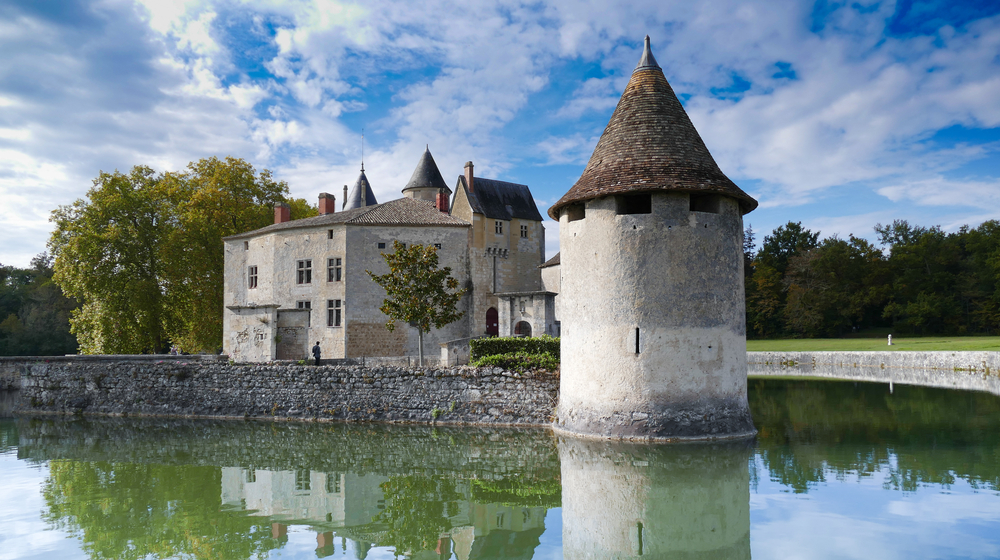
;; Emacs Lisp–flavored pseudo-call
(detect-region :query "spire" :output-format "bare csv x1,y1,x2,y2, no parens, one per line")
402,145,451,195
343,169,378,211
548,35,757,218
634,35,660,72
360,128,365,172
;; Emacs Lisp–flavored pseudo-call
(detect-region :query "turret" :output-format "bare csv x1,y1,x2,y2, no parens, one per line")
402,145,451,203
548,36,758,441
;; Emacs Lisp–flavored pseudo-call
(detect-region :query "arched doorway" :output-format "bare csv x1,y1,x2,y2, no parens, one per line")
486,307,499,337
514,321,532,337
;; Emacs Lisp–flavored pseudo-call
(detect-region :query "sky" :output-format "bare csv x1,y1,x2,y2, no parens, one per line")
1,0,999,267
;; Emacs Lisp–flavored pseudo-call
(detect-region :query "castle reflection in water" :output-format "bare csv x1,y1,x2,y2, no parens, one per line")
220,467,548,559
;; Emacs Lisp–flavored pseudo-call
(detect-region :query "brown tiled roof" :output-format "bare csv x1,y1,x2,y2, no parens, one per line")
548,37,757,219
223,197,469,240
539,252,560,268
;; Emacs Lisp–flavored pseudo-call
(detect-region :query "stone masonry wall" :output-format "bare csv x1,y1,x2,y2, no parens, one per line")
12,358,559,426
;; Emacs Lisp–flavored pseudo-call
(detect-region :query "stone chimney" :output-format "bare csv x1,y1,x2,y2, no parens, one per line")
318,192,336,215
464,161,474,193
342,185,348,210
274,202,290,224
435,191,449,213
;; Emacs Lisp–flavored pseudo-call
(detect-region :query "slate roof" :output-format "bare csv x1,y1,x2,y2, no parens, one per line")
539,252,560,268
223,197,469,240
402,146,451,194
548,36,757,219
456,176,544,222
343,169,378,210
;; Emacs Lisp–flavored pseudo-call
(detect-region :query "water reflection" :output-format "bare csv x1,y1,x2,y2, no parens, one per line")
6,378,1000,559
559,438,751,559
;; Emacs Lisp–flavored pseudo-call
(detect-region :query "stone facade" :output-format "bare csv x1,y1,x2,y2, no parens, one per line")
223,150,550,363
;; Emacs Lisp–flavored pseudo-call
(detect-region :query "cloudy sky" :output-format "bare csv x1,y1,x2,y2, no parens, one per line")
2,0,999,266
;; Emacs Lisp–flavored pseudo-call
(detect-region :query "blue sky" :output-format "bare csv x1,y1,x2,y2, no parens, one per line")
1,0,999,266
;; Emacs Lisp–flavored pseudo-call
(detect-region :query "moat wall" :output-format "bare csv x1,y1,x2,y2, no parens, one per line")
1,356,558,426
3,351,1000,424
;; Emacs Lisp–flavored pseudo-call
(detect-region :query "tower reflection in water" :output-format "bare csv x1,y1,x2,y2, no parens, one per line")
220,467,549,559
559,437,752,560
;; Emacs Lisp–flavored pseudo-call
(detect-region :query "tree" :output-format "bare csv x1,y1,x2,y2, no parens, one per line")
757,221,820,276
49,158,296,354
0,253,78,356
160,157,294,352
49,166,172,354
366,241,465,366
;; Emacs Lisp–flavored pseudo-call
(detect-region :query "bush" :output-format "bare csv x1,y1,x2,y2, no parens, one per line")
471,351,559,373
470,335,559,361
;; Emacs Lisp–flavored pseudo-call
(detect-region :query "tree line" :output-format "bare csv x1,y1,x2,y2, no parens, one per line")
745,220,1000,338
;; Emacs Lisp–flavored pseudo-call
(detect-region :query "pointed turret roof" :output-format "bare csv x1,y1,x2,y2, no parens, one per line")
343,168,378,211
402,146,451,194
548,36,757,218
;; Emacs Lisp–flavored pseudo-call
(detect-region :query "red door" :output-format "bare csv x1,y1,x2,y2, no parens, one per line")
486,307,499,337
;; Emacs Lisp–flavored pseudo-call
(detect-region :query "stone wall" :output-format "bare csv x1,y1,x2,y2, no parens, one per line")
748,351,1000,396
11,357,559,426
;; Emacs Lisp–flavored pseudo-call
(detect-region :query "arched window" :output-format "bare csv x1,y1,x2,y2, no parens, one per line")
514,321,532,337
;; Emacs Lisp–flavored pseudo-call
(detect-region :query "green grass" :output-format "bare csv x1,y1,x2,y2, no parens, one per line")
747,336,1000,352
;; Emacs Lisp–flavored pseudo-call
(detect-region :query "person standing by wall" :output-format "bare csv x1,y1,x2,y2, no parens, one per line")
312,341,321,366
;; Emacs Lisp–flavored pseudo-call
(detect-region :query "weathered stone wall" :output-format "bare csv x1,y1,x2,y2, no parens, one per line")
748,351,1000,396
11,358,559,426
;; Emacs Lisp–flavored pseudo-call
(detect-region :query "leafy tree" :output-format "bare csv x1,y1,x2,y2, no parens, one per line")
757,221,820,276
160,157,293,352
373,474,462,555
0,253,78,355
366,241,466,366
49,166,173,353
49,158,295,354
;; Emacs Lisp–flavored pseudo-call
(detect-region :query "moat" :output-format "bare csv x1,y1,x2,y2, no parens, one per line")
2,378,1000,559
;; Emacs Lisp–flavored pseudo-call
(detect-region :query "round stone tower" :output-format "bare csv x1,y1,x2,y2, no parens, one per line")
548,36,758,441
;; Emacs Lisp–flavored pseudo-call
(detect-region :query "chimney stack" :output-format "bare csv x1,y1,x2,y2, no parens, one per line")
435,191,449,213
342,185,348,210
318,192,336,215
274,202,290,224
464,161,474,193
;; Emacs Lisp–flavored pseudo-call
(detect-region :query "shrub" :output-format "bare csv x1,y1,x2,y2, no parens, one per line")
472,351,559,373
470,335,559,361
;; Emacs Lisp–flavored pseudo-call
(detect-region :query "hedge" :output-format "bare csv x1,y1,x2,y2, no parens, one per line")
470,335,560,361
471,351,559,373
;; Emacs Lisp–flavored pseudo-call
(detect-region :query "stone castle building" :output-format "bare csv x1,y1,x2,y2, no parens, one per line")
222,148,555,363
548,36,758,441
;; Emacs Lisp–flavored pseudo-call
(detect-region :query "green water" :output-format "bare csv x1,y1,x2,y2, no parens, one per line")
2,379,999,559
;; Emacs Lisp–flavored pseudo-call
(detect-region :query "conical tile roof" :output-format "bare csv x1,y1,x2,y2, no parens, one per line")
548,36,757,218
343,168,378,211
402,146,451,194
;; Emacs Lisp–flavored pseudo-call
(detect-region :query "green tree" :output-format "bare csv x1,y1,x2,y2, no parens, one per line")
366,241,466,366
49,166,172,353
161,157,293,352
0,253,78,356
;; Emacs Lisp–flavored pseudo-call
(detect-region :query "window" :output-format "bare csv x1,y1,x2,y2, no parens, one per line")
328,258,342,282
248,266,258,289
615,193,652,215
565,204,585,222
243,241,249,250
295,469,311,491
296,259,312,284
328,299,341,327
377,242,386,249
327,229,333,239
296,300,311,309
495,221,503,234
434,243,442,250
245,468,256,483
520,224,528,238
325,473,341,494
690,193,721,214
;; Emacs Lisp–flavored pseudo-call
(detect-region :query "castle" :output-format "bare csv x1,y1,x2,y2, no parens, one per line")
222,148,557,363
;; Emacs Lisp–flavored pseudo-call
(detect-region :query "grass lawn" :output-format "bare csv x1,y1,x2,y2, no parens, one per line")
746,336,1000,352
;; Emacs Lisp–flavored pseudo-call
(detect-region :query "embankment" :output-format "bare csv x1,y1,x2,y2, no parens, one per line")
748,351,1000,396
1,356,557,426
